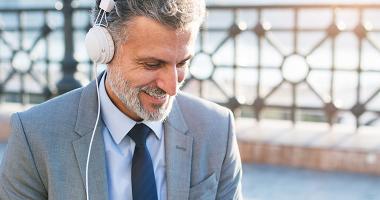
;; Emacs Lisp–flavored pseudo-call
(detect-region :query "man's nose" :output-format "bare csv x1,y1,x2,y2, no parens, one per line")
156,66,178,96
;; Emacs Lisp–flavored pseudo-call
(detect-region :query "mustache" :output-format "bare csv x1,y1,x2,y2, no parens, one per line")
140,86,166,98
138,80,185,98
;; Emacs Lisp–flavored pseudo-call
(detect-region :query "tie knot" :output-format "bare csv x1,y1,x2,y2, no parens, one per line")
128,123,152,147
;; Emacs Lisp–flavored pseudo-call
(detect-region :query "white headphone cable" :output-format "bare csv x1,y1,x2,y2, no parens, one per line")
85,62,101,200
84,1,115,199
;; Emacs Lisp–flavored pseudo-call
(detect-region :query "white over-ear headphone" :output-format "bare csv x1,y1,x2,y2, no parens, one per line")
85,0,116,64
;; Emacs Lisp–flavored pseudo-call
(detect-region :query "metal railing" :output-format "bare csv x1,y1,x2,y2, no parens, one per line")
1,3,380,127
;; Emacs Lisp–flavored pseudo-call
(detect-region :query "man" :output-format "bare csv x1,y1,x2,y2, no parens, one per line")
0,0,242,199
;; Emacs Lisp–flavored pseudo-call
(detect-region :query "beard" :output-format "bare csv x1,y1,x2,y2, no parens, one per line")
106,69,175,121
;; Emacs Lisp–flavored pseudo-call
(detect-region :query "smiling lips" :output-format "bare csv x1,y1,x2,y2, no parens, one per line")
143,91,168,105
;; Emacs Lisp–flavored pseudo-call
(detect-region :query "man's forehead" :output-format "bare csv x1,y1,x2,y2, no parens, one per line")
124,16,199,40
135,47,193,63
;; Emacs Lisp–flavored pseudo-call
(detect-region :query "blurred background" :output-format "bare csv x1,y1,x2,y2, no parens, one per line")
1,0,380,199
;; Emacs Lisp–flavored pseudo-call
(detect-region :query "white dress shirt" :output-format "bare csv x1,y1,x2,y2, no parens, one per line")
99,73,167,200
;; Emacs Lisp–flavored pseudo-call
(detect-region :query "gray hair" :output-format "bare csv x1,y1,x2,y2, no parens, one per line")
92,0,206,46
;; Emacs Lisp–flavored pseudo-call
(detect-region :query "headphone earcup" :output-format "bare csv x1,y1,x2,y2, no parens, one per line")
85,26,115,64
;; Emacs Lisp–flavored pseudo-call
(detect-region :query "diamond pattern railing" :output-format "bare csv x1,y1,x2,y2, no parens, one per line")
183,4,380,127
0,4,91,104
2,4,380,127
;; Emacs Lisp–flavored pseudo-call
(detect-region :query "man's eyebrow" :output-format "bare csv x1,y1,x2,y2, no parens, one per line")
136,55,193,63
135,57,165,63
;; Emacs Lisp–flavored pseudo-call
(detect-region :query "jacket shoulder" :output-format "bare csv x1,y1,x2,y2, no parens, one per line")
175,92,234,139
15,87,84,137
176,92,232,120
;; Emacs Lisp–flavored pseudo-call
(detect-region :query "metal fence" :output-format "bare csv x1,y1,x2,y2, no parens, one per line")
2,3,380,127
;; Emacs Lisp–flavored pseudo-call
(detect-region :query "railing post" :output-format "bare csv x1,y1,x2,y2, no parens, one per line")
56,0,81,95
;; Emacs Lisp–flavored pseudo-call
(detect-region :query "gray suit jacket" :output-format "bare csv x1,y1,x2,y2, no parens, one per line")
0,80,242,200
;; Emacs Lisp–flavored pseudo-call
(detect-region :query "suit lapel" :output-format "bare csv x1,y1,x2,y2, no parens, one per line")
165,98,193,200
72,77,109,200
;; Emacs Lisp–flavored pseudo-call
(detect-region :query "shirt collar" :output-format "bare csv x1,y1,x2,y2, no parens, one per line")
99,72,162,144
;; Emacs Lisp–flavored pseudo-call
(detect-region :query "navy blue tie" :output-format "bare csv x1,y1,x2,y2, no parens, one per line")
128,123,158,200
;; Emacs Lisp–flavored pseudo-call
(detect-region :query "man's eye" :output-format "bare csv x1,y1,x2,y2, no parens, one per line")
177,62,189,68
145,63,161,68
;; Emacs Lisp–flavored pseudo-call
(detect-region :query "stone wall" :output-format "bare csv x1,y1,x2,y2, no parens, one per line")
238,141,380,175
